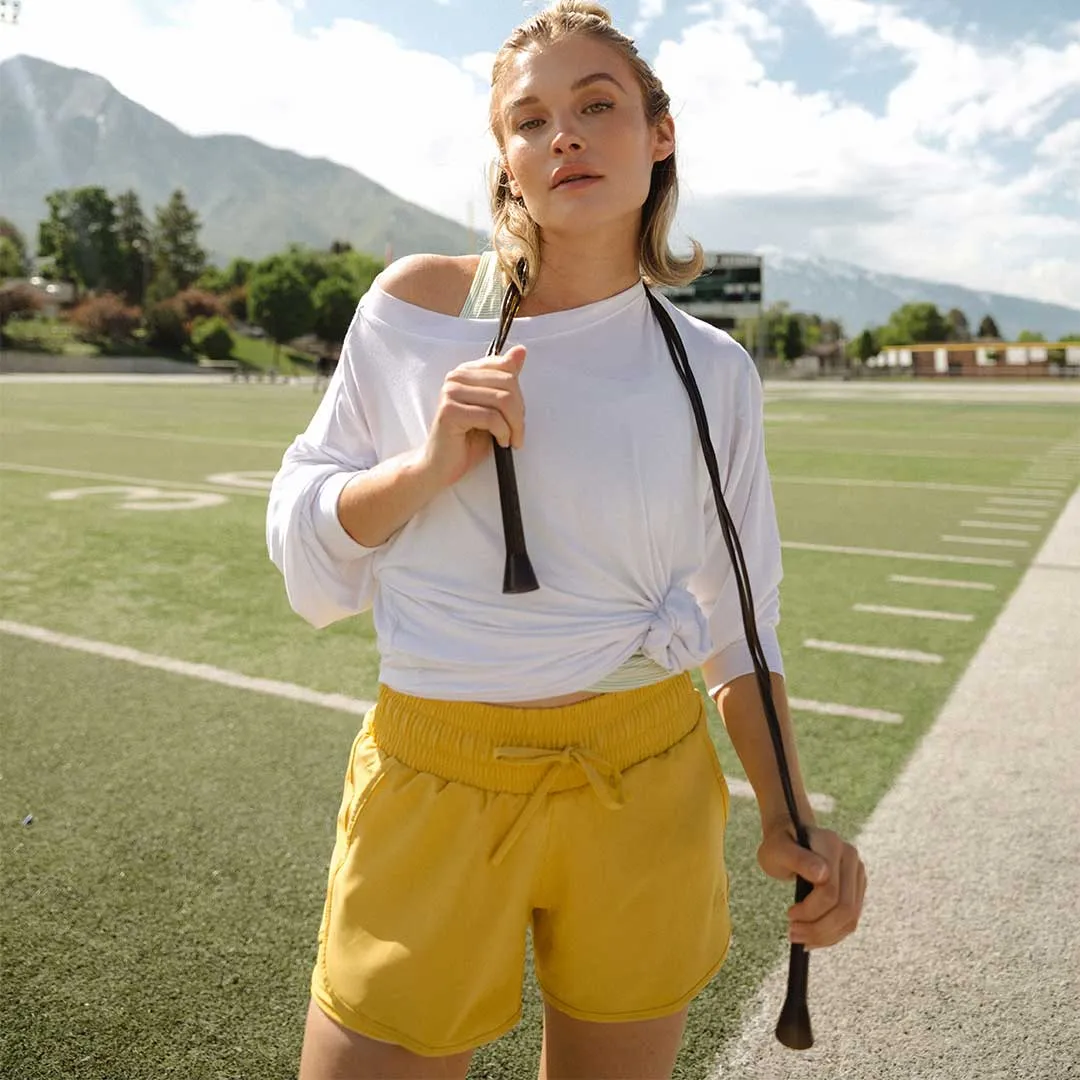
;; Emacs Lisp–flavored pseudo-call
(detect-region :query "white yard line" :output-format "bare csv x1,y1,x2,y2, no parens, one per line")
987,496,1058,508
940,534,1030,548
0,621,377,715
7,421,282,449
783,541,1013,567
0,618,838,814
773,477,1058,497
724,777,835,814
975,507,1048,519
889,574,996,591
788,697,903,724
853,603,974,623
803,639,944,664
0,462,268,498
958,520,1041,532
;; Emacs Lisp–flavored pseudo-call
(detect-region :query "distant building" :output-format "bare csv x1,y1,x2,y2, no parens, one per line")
869,341,1080,378
662,252,763,341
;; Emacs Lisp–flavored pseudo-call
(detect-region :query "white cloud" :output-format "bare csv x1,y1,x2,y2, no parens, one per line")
2,0,1077,307
655,0,1080,305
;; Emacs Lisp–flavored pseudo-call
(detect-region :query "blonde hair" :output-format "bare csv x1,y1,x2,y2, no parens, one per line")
488,0,703,293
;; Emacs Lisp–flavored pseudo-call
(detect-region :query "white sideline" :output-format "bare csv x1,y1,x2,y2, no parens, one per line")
708,488,1080,1080
888,575,995,591
975,507,1048,518
783,541,1013,567
0,620,837,813
987,496,1057,507
803,640,943,664
772,477,1060,497
852,604,973,623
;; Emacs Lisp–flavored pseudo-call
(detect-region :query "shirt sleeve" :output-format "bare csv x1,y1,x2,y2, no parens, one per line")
688,348,785,699
265,313,387,629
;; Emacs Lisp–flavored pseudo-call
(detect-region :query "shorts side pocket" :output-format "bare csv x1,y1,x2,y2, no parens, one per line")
697,715,731,825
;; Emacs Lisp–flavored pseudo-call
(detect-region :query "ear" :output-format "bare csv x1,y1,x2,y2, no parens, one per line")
505,169,522,199
651,113,675,164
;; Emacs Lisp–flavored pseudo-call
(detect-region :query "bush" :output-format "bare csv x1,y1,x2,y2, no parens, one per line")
69,293,141,346
192,315,234,361
144,299,190,351
0,283,44,329
174,288,224,321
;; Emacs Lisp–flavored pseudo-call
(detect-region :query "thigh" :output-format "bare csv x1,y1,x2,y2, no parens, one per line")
299,999,474,1080
534,714,731,1020
538,999,688,1080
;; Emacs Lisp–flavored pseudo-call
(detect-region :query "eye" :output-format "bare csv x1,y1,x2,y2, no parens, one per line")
517,117,543,132
584,100,614,115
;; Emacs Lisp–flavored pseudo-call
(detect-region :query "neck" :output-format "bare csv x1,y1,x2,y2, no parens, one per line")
518,221,642,315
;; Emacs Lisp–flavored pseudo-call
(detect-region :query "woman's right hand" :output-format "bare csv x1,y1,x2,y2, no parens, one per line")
421,345,527,488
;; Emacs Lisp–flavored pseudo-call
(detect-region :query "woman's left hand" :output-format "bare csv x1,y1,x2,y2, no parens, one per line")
757,821,867,950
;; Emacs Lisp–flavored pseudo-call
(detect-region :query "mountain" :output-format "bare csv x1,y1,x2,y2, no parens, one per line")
2,54,1077,338
0,54,478,263
759,249,1080,340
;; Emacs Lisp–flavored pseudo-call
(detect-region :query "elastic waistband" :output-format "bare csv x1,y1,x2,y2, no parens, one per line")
369,673,703,795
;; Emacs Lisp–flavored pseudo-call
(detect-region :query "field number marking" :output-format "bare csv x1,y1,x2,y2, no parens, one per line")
853,603,974,623
889,575,996,591
804,640,944,664
205,471,275,491
47,485,227,511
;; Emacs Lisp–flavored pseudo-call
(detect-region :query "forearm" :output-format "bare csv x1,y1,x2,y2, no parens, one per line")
335,448,449,548
713,671,817,833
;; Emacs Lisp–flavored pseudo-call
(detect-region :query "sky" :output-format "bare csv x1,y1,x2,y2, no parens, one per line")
2,0,1079,307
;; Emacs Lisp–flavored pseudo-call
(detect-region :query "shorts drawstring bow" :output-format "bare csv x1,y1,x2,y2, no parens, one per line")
490,745,625,865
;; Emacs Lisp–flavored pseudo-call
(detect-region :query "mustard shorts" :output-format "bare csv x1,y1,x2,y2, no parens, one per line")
310,672,732,1057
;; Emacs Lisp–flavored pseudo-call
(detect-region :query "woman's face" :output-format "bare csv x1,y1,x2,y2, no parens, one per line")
496,34,674,238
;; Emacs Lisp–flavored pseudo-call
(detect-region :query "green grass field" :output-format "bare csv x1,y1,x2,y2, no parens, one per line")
1,378,1077,1079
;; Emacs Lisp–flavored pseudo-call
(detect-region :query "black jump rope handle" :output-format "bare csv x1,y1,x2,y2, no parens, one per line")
488,269,813,1048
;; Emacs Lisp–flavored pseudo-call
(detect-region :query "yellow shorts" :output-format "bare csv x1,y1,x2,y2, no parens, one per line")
311,672,732,1057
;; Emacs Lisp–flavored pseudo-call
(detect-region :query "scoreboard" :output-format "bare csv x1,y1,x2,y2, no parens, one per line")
662,252,763,327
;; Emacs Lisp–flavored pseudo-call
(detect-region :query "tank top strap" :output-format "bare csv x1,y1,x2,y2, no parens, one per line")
459,250,505,319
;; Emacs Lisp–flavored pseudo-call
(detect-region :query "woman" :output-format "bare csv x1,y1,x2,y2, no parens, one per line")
268,3,866,1077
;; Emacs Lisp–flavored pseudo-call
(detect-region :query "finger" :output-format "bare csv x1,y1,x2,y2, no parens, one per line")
499,344,527,372
445,385,525,448
768,837,829,887
791,851,864,948
443,402,513,449
458,344,527,373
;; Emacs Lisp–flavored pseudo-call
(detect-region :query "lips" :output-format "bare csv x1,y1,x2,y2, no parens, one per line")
550,168,602,189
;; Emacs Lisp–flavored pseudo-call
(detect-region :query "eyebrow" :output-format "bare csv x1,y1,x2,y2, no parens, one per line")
505,72,626,113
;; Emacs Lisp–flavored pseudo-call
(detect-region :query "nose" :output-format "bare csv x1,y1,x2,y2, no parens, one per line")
551,128,585,155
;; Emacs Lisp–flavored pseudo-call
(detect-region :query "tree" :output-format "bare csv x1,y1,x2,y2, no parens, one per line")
977,314,1001,339
946,308,970,341
856,327,879,363
0,236,25,280
780,316,804,362
151,190,206,294
312,275,360,344
114,190,152,305
69,293,141,347
38,187,122,291
1016,330,1045,342
881,302,948,345
0,217,29,273
0,283,44,343
247,262,315,362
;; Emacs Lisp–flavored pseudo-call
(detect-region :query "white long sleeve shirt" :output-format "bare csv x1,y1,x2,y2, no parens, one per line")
266,277,784,702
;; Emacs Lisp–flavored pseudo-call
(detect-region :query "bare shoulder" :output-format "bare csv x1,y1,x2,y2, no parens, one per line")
374,253,482,317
